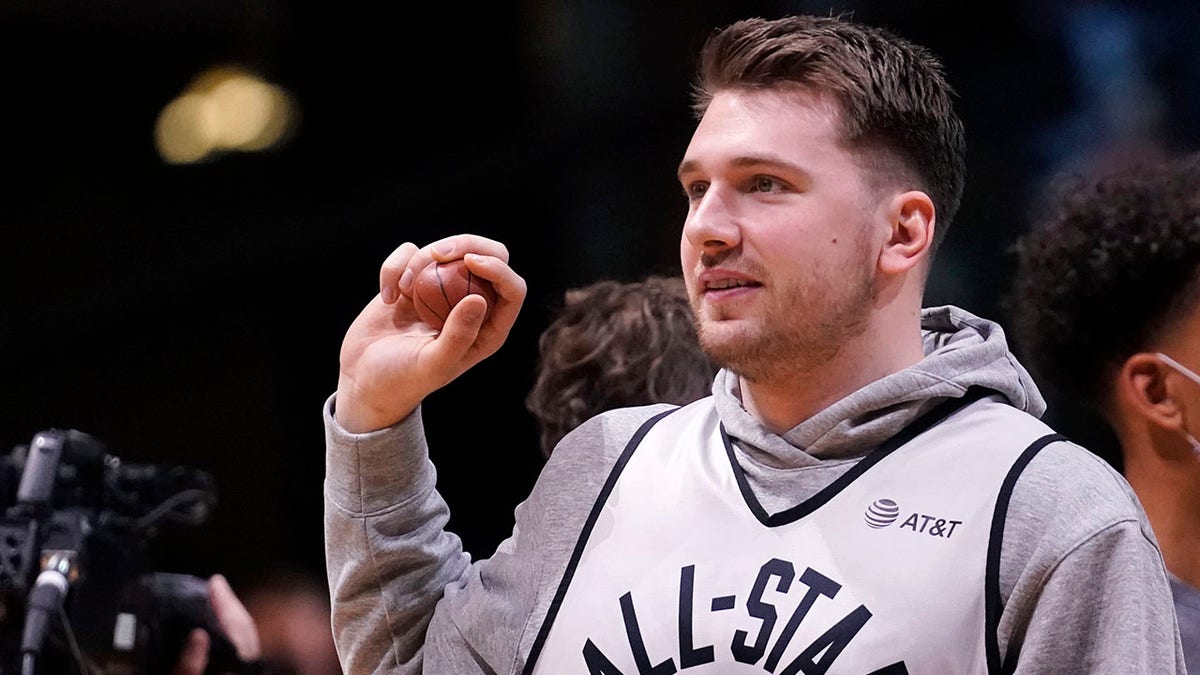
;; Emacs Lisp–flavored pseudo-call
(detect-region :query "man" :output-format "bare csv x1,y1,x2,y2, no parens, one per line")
324,14,1184,673
1009,154,1200,669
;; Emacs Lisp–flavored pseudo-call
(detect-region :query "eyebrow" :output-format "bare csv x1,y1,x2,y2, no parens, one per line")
677,154,803,181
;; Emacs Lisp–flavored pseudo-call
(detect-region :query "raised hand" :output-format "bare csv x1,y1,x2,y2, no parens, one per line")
334,234,526,433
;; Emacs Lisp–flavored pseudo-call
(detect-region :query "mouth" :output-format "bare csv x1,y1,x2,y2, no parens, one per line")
696,272,761,304
704,278,758,291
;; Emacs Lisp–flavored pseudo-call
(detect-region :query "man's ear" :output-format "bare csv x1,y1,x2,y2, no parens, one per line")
1118,353,1185,430
878,191,935,275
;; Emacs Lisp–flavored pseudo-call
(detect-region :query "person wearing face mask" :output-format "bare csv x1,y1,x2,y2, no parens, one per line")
1158,354,1200,455
1009,152,1200,668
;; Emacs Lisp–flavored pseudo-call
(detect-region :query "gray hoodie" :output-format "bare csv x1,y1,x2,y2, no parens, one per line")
324,305,1185,673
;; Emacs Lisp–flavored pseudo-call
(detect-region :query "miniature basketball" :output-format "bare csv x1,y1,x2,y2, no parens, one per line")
412,259,497,330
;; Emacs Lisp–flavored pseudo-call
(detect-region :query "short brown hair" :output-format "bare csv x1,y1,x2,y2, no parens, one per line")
691,14,966,256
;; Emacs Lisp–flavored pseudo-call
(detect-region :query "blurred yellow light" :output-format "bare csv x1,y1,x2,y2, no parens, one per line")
237,85,297,151
155,93,218,164
154,64,298,164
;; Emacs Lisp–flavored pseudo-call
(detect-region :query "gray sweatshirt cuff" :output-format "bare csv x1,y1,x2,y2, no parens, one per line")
322,393,434,515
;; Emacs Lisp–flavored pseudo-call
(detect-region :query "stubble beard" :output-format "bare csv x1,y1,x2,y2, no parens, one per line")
692,266,876,384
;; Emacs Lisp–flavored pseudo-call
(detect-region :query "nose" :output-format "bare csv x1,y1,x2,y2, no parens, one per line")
682,185,741,253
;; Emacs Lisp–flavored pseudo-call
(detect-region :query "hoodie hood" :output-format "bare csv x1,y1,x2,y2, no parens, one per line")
715,305,1047,466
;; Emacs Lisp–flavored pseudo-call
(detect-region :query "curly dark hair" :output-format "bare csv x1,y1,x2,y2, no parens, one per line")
1008,154,1200,410
525,275,718,458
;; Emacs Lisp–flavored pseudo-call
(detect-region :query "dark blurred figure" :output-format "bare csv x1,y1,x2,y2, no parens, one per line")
173,575,262,675
524,275,717,458
1008,153,1200,668
241,571,341,675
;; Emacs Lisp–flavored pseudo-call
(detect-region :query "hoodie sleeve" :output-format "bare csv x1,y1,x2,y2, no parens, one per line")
323,395,471,674
323,393,671,673
1000,441,1185,673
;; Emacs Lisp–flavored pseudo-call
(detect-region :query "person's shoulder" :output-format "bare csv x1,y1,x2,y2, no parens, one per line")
547,402,685,466
1011,436,1146,526
587,402,691,443
1001,436,1163,601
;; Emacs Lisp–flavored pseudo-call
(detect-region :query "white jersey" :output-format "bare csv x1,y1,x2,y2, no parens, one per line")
526,390,1061,675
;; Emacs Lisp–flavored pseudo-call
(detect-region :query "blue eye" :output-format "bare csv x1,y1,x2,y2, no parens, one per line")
751,176,780,192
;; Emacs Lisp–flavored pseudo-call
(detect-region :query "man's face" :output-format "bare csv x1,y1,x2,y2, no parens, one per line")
676,88,886,381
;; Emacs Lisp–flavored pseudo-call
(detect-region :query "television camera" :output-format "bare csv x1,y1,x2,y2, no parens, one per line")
0,429,255,674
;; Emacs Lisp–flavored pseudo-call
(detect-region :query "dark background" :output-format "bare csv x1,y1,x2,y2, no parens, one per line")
4,0,1200,598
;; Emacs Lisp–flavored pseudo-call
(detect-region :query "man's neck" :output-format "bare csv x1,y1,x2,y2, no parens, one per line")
740,319,925,434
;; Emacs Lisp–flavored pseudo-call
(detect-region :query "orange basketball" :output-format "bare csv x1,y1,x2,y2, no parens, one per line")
412,259,497,330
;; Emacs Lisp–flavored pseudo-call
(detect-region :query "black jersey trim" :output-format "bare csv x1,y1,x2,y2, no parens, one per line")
983,432,1065,675
724,386,997,528
522,407,678,674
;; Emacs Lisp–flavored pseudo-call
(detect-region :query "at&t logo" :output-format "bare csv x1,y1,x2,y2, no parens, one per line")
864,498,900,528
863,498,963,538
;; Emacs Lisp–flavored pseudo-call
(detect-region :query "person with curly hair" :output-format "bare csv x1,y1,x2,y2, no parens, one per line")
1009,153,1200,668
525,275,717,458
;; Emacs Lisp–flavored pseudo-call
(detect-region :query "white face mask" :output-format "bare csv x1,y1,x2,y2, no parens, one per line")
1156,353,1200,453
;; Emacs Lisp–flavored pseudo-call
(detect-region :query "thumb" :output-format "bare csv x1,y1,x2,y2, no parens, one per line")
451,293,487,324
426,295,487,362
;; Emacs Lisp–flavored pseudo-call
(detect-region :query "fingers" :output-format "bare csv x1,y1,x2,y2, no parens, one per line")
171,628,209,675
209,574,262,662
379,242,418,304
393,235,512,300
376,235,524,353
426,233,511,264
335,233,524,433
416,248,526,369
461,251,526,330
